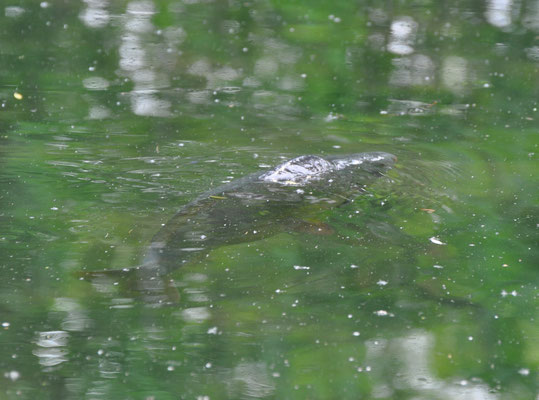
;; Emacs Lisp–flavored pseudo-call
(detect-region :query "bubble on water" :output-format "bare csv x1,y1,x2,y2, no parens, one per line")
518,368,530,376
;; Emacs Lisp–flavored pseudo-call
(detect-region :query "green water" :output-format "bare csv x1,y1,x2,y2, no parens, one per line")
0,1,537,399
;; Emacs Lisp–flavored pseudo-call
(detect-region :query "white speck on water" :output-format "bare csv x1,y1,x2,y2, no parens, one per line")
275,289,282,293
332,145,341,149
347,314,353,319
376,280,388,286
501,289,518,297
2,322,10,328
300,73,307,78
483,83,490,88
380,110,388,115
40,2,49,8
353,331,360,336
207,326,218,335
200,235,207,240
429,237,446,245
518,368,530,376
468,336,474,341
205,362,212,369
50,207,58,211
293,265,310,270
433,264,444,269
5,371,20,381
374,310,394,317
350,264,359,269
167,365,175,371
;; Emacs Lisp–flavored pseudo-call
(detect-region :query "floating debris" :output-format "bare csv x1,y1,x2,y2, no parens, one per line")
429,237,446,245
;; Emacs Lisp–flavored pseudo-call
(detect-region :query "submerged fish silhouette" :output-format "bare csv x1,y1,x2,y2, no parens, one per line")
80,152,396,302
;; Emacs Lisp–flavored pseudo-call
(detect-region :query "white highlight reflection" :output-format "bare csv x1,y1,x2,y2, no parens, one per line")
387,17,418,55
485,0,514,28
118,1,172,117
33,331,69,366
79,0,110,29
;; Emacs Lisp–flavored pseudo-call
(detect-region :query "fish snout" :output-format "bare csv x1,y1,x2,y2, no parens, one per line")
364,152,397,169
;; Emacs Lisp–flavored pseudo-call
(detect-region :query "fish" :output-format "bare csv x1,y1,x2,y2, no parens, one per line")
80,152,397,302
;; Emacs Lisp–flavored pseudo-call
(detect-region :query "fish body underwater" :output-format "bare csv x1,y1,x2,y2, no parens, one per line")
81,152,396,302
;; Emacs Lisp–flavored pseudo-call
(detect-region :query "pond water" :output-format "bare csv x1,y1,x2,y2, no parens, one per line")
1,1,537,399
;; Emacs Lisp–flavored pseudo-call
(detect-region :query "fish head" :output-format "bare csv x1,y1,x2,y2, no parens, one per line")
331,152,397,171
259,155,335,186
259,152,396,192
328,152,397,190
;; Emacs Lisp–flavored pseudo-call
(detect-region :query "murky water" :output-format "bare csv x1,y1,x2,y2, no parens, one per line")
0,1,537,399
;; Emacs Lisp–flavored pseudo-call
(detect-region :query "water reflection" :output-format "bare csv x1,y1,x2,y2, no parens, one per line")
485,0,514,28
33,331,69,367
366,332,497,399
79,0,110,29
387,17,418,56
